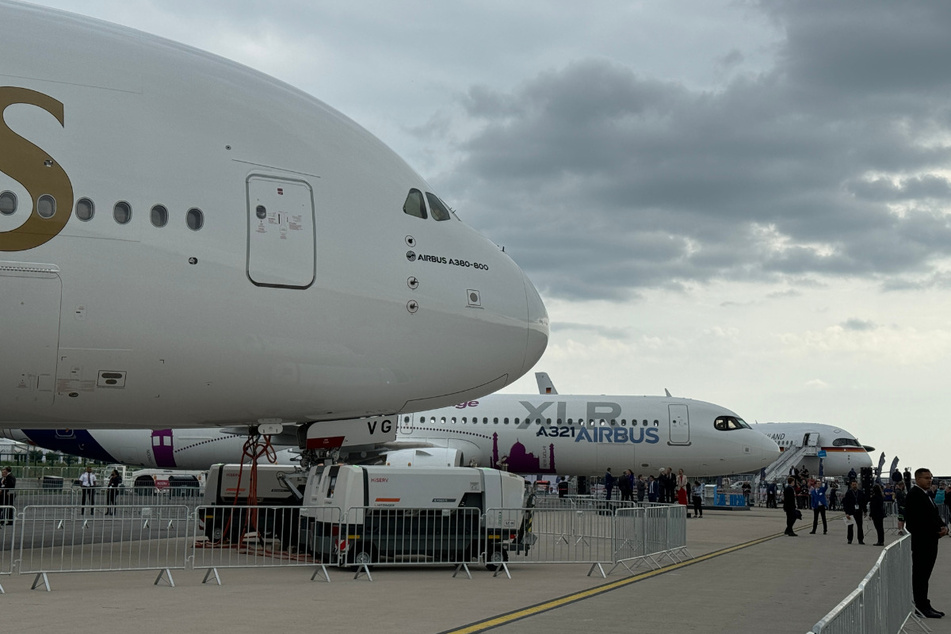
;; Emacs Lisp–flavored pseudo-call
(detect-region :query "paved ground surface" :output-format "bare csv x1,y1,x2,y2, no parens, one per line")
0,506,948,633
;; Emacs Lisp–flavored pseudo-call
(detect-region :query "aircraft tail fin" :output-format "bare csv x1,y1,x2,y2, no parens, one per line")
535,372,558,394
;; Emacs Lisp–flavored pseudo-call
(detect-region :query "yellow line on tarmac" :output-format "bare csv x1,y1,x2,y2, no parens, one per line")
441,532,783,634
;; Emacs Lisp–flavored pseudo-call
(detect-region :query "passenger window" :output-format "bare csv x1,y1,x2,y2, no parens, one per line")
402,188,427,219
0,191,16,215
76,198,94,221
37,195,56,218
151,205,169,227
186,208,204,231
425,193,452,221
114,201,132,224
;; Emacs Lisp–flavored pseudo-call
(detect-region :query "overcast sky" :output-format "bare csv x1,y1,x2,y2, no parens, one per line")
28,0,951,475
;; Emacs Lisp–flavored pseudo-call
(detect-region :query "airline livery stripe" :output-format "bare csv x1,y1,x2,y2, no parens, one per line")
440,533,783,634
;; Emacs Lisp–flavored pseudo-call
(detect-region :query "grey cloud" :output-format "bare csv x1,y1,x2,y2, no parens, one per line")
439,3,951,301
840,318,876,332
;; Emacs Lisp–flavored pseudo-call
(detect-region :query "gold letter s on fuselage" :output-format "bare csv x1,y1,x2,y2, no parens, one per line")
0,87,74,252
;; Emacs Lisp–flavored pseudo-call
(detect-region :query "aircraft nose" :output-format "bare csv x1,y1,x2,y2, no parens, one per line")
755,433,781,468
520,270,549,375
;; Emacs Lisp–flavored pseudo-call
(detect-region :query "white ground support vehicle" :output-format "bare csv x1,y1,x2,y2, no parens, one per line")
201,464,309,544
299,465,534,568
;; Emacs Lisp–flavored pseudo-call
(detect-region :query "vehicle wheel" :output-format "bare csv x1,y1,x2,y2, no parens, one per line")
348,545,377,569
485,549,508,571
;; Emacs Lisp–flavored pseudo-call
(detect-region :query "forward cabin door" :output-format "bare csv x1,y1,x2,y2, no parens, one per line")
0,265,61,407
668,404,690,445
246,175,316,289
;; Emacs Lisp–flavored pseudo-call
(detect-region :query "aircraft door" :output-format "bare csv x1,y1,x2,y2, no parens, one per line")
150,429,176,468
668,404,690,445
0,265,61,407
398,414,413,436
246,175,316,288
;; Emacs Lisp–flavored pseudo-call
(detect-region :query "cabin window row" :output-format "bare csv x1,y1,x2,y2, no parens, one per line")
403,415,661,427
0,191,204,231
402,188,454,221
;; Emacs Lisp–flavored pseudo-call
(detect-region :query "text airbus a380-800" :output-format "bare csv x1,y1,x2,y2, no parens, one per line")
0,2,548,431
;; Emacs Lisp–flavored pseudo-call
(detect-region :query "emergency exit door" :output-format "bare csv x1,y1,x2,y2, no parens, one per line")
668,404,690,445
247,175,316,288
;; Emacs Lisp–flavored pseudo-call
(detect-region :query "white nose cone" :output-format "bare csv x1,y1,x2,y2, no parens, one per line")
521,270,549,375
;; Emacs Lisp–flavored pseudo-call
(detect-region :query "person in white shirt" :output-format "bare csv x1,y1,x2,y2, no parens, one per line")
79,466,97,515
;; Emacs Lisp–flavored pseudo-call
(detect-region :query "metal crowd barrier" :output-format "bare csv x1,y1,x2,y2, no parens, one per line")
17,504,192,591
332,506,484,580
610,505,690,574
0,505,14,593
808,535,913,634
0,499,692,589
192,505,337,584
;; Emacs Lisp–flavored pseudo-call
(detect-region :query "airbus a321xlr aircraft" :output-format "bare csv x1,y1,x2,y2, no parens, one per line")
0,2,548,432
5,389,780,477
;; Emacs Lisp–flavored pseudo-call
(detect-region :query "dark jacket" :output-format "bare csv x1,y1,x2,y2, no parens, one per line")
869,491,886,520
843,487,867,517
783,484,796,512
905,485,946,545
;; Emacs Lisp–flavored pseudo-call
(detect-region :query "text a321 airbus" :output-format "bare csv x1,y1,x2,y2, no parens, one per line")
0,1,548,442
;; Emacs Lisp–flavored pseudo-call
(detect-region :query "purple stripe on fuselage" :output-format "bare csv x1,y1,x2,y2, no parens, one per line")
21,430,118,463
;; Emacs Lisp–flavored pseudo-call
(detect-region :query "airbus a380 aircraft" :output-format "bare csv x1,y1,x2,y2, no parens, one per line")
0,2,548,432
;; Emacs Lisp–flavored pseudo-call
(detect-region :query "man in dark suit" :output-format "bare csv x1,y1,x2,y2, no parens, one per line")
905,468,948,619
783,476,798,536
0,467,15,525
843,480,866,545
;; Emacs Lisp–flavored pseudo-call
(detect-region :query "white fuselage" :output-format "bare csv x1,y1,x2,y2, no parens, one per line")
751,422,873,477
0,2,547,429
392,394,779,477
4,393,780,476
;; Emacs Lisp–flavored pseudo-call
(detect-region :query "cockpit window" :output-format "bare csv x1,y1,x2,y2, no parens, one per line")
403,188,427,219
714,416,751,431
833,438,860,447
426,192,452,221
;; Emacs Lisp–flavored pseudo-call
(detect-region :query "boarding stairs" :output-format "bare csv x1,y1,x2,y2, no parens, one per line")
758,432,820,484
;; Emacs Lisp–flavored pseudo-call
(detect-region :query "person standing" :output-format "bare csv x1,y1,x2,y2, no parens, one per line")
636,475,646,503
868,484,886,546
783,476,798,537
676,469,689,506
0,467,16,525
894,480,908,535
665,467,676,504
692,480,704,518
604,468,616,501
810,480,828,534
105,469,122,515
905,468,948,619
80,466,97,515
647,475,659,503
843,480,866,545
617,469,633,502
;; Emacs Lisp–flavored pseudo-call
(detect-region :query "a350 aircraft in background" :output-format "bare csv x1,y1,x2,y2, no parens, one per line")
0,1,548,441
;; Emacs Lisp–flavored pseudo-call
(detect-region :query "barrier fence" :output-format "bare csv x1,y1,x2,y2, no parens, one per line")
16,505,192,590
192,505,338,584
808,535,913,634
0,500,690,589
0,505,13,593
10,487,203,513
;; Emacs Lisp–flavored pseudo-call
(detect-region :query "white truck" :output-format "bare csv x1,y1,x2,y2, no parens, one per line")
201,463,309,545
299,465,534,568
